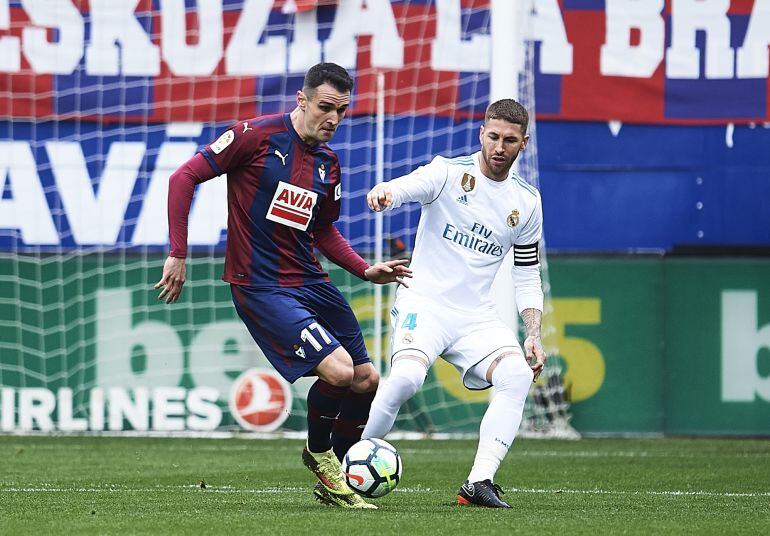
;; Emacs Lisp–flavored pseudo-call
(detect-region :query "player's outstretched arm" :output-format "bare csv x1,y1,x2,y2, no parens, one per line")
364,259,413,287
158,152,217,305
521,308,546,381
366,184,393,212
367,157,449,211
154,256,186,304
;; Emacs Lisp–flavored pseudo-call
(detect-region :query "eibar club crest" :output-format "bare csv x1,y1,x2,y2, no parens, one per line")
461,173,476,192
319,163,326,182
507,209,520,227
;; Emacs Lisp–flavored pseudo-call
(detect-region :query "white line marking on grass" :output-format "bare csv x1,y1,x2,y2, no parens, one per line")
0,486,306,494
1,486,766,498
0,485,432,494
399,449,770,459
508,488,770,498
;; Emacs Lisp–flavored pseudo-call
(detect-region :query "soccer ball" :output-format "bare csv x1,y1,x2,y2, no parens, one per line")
342,438,402,498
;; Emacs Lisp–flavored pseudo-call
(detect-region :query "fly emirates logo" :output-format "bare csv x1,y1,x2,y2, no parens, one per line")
266,181,318,231
442,222,503,257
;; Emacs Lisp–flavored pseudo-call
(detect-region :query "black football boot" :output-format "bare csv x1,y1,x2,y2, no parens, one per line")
456,479,511,508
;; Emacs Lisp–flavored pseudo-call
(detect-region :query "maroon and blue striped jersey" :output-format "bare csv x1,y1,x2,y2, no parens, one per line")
170,113,350,287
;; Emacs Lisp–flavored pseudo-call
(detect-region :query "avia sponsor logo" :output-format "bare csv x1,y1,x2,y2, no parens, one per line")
229,368,292,432
0,137,233,248
442,222,503,257
266,181,318,231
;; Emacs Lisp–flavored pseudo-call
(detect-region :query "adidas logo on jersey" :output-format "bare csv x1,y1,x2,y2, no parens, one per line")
456,194,469,206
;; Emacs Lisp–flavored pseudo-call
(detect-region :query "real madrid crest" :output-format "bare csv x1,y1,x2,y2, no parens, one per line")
461,173,476,192
318,163,326,182
402,333,414,344
507,209,520,228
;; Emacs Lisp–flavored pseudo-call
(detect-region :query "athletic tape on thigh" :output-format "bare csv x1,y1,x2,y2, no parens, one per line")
391,348,431,369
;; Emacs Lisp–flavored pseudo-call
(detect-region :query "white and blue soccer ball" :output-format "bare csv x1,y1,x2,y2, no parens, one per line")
342,438,402,498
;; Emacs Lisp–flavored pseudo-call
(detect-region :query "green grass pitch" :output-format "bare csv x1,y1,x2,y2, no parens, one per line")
1,436,768,535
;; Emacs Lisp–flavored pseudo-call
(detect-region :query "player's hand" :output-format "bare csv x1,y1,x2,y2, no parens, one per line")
364,259,412,287
154,256,186,304
524,335,546,382
367,184,393,212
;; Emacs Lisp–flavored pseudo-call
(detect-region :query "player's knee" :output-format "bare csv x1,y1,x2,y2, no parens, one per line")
315,347,357,387
318,354,355,387
352,366,380,393
323,363,355,387
390,356,428,398
491,355,534,393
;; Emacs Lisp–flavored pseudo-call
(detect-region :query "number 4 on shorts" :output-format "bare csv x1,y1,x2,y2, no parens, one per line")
401,313,417,330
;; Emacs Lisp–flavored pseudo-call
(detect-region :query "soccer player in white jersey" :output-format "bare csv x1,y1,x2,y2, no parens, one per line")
361,99,546,508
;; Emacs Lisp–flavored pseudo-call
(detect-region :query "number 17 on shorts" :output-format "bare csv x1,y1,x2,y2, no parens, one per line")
297,322,333,358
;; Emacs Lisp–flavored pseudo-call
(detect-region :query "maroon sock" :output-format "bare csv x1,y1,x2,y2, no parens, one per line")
306,379,348,453
332,390,376,461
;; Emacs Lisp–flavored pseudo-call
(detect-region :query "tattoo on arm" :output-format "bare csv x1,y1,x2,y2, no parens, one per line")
520,308,542,338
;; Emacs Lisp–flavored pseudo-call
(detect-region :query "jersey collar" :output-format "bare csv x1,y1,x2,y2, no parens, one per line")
283,113,320,150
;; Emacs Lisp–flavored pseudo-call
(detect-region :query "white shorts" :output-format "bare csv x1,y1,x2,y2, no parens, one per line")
389,293,528,390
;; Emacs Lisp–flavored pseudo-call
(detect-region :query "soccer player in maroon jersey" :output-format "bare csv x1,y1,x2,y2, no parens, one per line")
155,63,411,509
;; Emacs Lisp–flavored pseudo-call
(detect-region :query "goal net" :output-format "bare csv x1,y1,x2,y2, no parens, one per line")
0,0,575,438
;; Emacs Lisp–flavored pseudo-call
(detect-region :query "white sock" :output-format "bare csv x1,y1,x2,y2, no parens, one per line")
467,356,532,483
361,358,427,440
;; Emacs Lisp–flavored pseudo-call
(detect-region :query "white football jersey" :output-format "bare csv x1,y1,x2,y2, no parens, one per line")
386,152,544,313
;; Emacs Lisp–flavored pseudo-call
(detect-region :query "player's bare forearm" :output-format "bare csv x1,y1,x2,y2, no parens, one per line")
520,308,542,338
521,307,546,381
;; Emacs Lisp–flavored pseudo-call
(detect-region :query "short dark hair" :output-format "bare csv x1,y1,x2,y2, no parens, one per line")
485,99,529,133
303,63,354,96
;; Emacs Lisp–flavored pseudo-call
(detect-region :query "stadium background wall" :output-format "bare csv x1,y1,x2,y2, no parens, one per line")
1,1,769,435
1,257,768,436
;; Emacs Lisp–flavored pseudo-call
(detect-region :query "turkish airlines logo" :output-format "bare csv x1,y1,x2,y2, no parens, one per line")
266,181,318,231
229,368,293,432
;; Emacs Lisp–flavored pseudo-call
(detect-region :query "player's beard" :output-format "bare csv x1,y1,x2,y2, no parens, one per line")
484,149,517,179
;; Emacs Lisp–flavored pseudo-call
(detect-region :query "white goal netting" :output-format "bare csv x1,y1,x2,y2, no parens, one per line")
0,0,575,438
